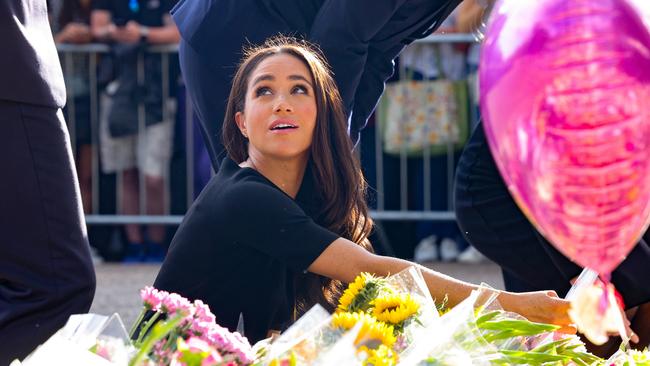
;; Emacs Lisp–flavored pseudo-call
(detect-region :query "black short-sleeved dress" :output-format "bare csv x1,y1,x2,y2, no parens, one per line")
153,158,339,342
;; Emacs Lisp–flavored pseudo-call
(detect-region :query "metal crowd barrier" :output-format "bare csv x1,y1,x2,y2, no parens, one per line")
56,33,479,226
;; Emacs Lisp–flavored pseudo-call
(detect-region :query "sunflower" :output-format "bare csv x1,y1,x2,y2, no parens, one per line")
358,345,398,366
331,311,396,348
337,273,384,313
372,293,420,326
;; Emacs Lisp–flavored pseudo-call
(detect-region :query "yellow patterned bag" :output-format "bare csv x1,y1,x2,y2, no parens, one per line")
377,72,469,156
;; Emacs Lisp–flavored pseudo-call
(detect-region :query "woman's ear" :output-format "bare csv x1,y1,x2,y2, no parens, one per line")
235,111,248,138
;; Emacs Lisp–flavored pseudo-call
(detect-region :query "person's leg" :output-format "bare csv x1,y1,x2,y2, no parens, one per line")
140,117,174,261
99,90,144,261
145,174,166,243
0,101,96,364
121,168,143,244
73,95,94,214
77,144,93,213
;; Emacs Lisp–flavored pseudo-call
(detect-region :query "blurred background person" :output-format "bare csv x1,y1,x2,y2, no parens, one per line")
91,0,180,262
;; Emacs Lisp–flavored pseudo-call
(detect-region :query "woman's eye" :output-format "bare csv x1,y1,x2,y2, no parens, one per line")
292,85,309,95
255,87,272,97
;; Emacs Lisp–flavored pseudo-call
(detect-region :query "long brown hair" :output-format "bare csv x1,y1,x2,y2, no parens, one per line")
222,36,374,313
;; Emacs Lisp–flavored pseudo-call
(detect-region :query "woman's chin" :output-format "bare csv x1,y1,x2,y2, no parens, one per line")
255,144,310,161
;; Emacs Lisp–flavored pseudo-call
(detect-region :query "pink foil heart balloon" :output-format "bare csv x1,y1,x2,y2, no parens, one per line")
480,0,650,276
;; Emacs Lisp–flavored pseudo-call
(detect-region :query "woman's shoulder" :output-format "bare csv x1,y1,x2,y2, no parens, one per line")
202,160,293,209
222,175,288,205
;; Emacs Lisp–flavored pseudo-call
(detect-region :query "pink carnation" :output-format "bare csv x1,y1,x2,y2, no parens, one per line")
205,326,254,364
162,292,194,316
140,286,166,311
191,320,213,338
201,351,224,366
193,299,216,323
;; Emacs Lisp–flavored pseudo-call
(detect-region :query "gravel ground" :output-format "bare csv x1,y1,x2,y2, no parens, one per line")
89,261,504,329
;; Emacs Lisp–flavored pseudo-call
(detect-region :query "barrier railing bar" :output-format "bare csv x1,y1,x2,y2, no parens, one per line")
85,210,457,225
54,33,479,54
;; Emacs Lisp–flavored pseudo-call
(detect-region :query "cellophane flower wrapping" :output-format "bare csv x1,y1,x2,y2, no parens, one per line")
257,304,352,365
258,267,440,366
605,348,650,366
15,313,134,366
401,285,601,366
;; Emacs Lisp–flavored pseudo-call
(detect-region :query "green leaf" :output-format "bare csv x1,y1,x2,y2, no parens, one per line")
475,310,500,326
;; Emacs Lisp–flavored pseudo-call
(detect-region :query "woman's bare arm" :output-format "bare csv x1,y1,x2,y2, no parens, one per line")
309,237,574,332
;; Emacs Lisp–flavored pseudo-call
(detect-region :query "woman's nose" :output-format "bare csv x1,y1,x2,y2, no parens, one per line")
274,97,293,113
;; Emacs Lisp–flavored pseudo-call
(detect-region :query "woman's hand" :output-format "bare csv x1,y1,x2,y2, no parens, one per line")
498,290,577,333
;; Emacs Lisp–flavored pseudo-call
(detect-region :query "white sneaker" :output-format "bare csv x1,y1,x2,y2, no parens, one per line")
414,235,438,263
439,238,460,262
457,246,487,263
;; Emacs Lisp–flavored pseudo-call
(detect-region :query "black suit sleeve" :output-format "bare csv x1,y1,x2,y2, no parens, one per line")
162,0,177,14
311,0,462,145
310,0,406,114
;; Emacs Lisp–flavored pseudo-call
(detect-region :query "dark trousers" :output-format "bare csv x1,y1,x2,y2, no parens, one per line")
454,123,650,308
0,100,96,364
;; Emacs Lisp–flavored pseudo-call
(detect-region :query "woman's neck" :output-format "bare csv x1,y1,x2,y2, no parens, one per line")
240,153,309,199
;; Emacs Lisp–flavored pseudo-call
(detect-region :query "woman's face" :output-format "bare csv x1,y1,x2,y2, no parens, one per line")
235,53,317,163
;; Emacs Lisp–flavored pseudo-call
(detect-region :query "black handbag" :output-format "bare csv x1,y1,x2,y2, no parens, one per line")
107,44,164,137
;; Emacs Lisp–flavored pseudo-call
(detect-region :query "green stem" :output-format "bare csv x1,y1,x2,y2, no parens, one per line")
129,314,183,366
129,308,147,340
136,311,162,346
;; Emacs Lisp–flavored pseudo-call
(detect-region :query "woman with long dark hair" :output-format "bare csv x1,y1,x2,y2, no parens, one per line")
153,36,572,343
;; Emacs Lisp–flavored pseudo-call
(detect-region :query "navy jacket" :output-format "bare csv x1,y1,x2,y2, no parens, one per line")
172,0,462,168
0,0,66,108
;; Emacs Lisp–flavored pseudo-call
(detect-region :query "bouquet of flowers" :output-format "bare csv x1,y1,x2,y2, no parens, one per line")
259,267,438,366
14,288,256,366
128,287,256,366
260,268,617,366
